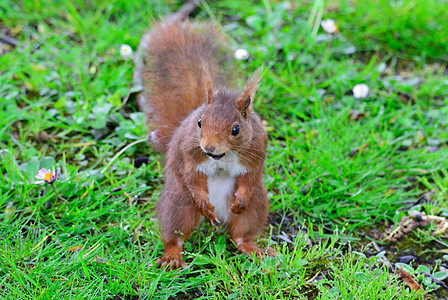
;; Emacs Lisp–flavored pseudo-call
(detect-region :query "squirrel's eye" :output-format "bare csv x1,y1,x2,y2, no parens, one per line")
198,118,202,128
231,124,240,136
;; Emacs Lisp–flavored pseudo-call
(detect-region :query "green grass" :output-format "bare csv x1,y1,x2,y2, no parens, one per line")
1,0,448,298
326,0,448,62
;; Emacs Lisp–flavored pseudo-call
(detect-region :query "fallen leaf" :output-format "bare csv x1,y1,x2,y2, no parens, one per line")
350,143,369,158
396,268,428,298
67,245,83,252
397,91,415,105
383,188,395,196
349,110,366,121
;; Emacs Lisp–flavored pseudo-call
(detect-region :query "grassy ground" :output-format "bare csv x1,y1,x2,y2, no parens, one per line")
1,0,448,299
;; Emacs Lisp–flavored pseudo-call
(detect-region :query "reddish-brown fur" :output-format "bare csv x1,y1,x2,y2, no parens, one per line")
143,20,233,153
142,20,275,269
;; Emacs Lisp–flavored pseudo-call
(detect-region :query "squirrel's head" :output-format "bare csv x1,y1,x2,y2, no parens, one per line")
198,67,264,160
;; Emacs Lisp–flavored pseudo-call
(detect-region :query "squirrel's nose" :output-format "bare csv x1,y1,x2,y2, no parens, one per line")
204,145,216,153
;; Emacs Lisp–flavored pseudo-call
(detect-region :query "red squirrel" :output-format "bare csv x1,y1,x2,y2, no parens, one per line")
141,20,275,269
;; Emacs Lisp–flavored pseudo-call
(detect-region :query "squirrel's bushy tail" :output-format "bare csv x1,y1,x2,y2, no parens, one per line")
143,20,232,153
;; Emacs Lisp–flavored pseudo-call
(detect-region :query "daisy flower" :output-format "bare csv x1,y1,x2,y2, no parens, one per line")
120,44,133,59
34,166,66,202
352,83,370,99
321,19,339,34
35,166,59,185
234,49,249,60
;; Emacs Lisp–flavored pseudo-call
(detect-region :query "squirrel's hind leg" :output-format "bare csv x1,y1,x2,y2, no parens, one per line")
228,188,276,258
157,191,201,270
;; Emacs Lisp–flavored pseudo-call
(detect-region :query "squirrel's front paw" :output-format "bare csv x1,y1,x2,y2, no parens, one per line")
205,211,220,226
231,195,247,214
199,203,220,225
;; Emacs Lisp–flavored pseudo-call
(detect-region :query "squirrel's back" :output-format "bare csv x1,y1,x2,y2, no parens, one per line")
143,20,233,153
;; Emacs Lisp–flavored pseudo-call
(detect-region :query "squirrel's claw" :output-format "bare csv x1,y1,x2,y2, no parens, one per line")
198,201,220,225
156,256,187,271
210,216,221,226
230,203,244,214
230,196,246,214
203,210,220,226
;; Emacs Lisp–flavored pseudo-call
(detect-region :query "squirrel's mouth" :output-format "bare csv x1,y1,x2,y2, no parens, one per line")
206,152,225,160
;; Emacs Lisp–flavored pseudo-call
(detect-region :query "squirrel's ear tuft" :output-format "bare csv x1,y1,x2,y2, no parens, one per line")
205,78,213,105
237,66,265,118
202,63,214,105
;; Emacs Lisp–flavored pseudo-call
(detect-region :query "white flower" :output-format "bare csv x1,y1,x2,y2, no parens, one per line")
321,19,339,34
120,44,133,59
352,83,370,99
34,166,59,185
234,49,249,60
281,1,293,10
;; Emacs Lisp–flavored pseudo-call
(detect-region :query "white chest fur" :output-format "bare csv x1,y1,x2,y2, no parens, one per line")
196,151,247,223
